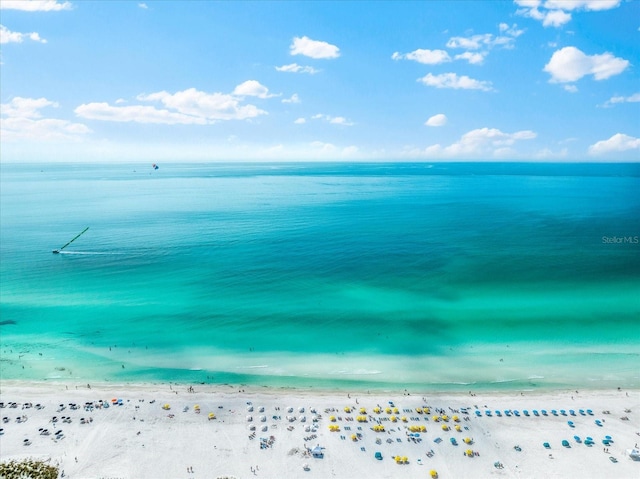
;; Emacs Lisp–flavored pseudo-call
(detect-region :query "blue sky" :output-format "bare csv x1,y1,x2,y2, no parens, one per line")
1,0,638,162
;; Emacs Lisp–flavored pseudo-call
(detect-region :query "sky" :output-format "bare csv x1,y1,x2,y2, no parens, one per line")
0,0,639,162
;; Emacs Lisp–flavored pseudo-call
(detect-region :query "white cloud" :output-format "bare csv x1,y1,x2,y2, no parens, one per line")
232,80,276,98
588,133,640,156
563,84,578,93
1,97,56,118
310,141,337,152
544,0,621,11
422,127,537,158
282,94,300,104
0,24,47,44
544,46,629,83
76,86,268,124
515,0,621,27
418,73,493,91
602,92,640,107
542,9,572,27
391,49,451,64
454,52,485,65
446,33,494,50
342,145,359,156
275,63,320,74
0,1,72,11
138,2,148,8
310,113,354,126
1,96,90,141
294,117,306,124
425,114,447,127
290,36,340,59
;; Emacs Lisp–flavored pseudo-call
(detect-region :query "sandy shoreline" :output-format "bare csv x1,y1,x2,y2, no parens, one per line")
1,381,639,479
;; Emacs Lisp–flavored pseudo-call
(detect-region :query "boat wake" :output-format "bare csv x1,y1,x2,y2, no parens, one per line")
57,251,124,255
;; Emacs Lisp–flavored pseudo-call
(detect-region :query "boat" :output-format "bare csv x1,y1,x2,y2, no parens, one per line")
52,227,89,254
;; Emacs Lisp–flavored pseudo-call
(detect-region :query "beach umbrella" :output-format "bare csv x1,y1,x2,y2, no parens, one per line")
208,413,216,420
329,415,336,422
344,407,352,413
247,406,253,412
466,449,473,456
390,416,397,422
430,470,438,478
246,415,253,422
162,404,170,410
359,407,367,414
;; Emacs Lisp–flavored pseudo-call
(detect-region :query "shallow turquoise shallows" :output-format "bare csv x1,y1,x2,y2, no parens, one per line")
1,162,639,391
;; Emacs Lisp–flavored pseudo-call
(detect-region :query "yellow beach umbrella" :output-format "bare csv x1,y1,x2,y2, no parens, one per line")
390,415,397,422
441,424,450,431
423,407,430,414
402,456,408,463
455,425,462,432
466,449,474,456
416,407,423,414
393,407,399,414
344,406,351,413
208,412,215,420
430,470,438,478
452,415,460,422
329,415,336,422
441,415,449,421
401,416,408,422
351,434,357,441
464,437,473,444
373,407,381,414
432,415,440,422
162,404,170,410
359,407,367,414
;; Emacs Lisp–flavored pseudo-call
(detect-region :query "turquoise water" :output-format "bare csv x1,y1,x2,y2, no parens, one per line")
1,162,639,391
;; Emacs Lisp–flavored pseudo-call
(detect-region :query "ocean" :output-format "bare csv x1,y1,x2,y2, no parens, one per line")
1,162,639,391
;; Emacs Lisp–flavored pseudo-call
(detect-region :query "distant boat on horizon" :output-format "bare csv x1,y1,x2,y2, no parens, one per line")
52,227,89,254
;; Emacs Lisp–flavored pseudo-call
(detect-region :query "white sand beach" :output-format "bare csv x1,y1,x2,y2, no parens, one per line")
0,382,638,479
